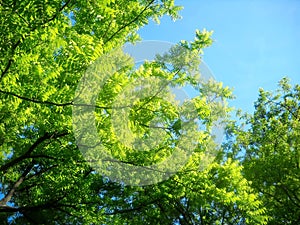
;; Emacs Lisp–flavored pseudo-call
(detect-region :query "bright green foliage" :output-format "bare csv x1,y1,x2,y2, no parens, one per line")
100,159,268,224
0,0,269,224
226,78,300,224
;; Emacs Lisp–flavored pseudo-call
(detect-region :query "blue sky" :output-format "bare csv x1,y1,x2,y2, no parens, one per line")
138,0,300,113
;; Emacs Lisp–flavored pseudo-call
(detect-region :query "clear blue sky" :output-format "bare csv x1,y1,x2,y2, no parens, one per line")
138,0,300,113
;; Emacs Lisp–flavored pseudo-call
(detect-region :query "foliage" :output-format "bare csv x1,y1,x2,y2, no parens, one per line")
0,0,271,224
226,78,300,224
100,159,267,225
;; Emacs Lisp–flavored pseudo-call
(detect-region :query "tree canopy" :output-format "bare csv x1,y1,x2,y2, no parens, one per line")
226,78,300,224
0,0,298,224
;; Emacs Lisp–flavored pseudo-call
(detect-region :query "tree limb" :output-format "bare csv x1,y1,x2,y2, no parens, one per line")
0,163,34,205
0,131,69,173
103,0,155,45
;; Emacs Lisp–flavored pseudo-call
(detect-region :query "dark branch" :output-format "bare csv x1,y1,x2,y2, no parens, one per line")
0,163,34,205
0,39,21,81
0,131,69,173
0,89,132,109
44,0,72,25
0,89,73,106
0,0,73,82
103,0,155,44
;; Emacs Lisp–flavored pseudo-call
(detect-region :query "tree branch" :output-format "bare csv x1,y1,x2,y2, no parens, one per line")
0,131,69,173
103,0,155,45
44,0,72,25
0,89,132,109
0,163,34,205
104,198,159,215
0,89,73,106
0,39,21,81
0,0,73,82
